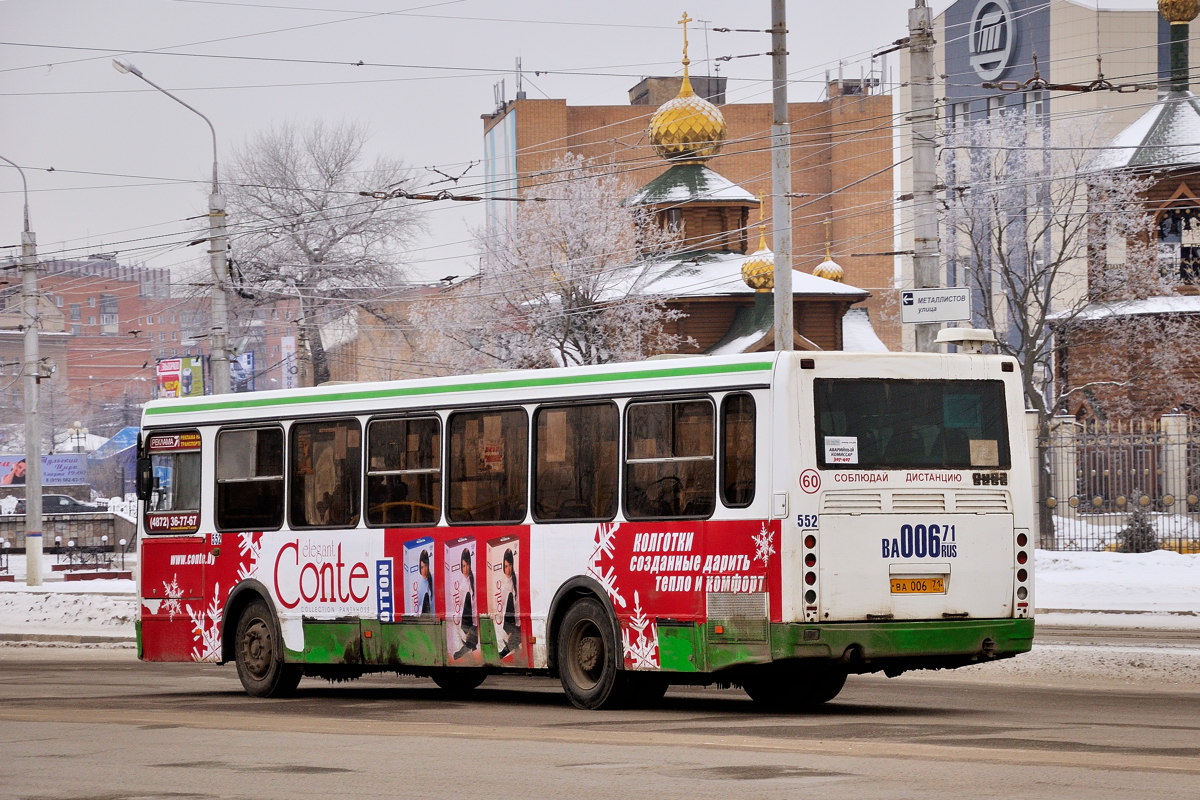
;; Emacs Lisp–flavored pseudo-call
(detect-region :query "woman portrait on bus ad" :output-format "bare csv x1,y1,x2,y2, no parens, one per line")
450,547,479,659
495,547,521,659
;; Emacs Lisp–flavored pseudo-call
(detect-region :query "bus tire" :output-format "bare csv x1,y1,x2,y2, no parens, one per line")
430,668,487,694
741,664,847,710
557,596,626,710
234,599,302,698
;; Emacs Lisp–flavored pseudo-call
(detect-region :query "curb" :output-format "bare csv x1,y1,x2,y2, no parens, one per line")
0,632,134,645
1036,608,1198,617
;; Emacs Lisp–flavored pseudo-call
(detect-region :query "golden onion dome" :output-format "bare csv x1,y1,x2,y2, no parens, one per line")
649,76,727,162
812,257,845,282
649,11,726,162
1160,0,1200,23
741,204,774,291
813,220,844,281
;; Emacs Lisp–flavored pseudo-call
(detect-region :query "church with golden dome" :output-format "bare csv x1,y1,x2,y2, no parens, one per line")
480,12,894,353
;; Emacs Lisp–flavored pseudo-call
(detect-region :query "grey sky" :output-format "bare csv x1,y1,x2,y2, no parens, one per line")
1,0,956,285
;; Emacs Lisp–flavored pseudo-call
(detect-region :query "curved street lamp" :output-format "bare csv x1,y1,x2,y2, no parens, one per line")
112,58,231,394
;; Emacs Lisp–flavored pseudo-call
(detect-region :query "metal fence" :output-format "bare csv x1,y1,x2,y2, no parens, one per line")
1040,414,1200,552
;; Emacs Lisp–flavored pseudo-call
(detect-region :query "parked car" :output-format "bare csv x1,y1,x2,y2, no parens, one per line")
14,494,103,515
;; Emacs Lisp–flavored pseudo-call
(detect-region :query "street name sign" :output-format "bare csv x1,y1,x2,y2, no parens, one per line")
900,287,971,323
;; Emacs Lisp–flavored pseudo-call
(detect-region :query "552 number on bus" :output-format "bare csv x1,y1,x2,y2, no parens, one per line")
882,523,958,559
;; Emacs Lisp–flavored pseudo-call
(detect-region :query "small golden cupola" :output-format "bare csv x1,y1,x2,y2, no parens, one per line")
649,12,727,162
741,198,774,291
812,219,845,282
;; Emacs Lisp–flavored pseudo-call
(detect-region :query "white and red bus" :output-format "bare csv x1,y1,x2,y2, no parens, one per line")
136,347,1034,709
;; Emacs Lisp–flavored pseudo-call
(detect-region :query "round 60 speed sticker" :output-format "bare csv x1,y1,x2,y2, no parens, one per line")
799,469,820,494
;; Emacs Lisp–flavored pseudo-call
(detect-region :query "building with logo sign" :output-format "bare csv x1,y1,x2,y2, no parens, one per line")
895,0,1200,336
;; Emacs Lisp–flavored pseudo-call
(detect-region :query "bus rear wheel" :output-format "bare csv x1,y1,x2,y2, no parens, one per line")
557,597,626,710
234,599,302,698
741,664,847,710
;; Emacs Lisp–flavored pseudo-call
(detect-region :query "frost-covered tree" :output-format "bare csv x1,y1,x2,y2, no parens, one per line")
223,120,422,385
411,154,692,373
943,111,1200,548
942,111,1179,421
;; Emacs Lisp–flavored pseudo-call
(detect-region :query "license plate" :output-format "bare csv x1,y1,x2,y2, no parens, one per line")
890,577,946,594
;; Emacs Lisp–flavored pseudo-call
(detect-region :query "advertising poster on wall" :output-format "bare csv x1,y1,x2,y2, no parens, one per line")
0,454,87,486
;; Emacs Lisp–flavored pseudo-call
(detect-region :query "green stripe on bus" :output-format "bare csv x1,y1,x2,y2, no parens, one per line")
145,359,774,416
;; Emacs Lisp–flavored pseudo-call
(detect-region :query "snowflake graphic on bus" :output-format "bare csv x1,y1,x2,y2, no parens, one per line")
588,519,780,670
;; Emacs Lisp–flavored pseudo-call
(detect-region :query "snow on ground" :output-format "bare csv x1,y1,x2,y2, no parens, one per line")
0,549,1197,689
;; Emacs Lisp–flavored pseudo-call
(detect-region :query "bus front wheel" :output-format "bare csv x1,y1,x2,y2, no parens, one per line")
557,597,626,710
234,599,302,698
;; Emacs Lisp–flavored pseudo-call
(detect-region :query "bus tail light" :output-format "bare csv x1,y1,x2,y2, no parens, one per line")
802,531,819,621
1014,529,1032,618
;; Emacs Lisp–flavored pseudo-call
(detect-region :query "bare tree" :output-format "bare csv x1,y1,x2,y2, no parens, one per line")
224,120,422,385
412,154,693,373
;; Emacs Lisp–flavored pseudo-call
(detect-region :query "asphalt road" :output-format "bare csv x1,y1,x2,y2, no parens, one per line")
0,647,1197,800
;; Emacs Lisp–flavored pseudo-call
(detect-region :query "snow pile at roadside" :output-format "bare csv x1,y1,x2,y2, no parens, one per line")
1035,548,1200,631
0,583,136,640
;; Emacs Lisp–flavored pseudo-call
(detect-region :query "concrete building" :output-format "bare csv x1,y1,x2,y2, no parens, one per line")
910,0,1200,314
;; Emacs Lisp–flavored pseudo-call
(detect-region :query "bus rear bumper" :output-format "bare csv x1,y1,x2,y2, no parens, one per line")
768,617,1035,676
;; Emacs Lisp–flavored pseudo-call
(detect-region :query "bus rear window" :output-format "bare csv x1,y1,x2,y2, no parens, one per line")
815,379,1010,469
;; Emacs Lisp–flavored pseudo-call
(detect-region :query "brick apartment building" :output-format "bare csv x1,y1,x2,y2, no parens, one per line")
481,73,899,347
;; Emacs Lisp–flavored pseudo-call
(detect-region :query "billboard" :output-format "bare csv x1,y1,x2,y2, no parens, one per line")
0,454,88,486
231,351,255,393
156,356,206,398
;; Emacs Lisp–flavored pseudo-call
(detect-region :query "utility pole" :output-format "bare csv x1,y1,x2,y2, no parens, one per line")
2,154,43,586
770,0,793,351
909,0,940,352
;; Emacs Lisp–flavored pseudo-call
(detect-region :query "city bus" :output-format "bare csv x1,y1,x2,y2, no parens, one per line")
135,346,1035,710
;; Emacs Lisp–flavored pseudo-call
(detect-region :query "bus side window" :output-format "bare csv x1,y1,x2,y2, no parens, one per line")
290,418,362,529
720,393,755,508
447,408,528,524
366,416,442,526
216,427,284,531
533,403,618,522
625,399,715,520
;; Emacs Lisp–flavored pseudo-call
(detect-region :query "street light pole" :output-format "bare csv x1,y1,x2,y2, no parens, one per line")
1,153,44,587
112,59,231,394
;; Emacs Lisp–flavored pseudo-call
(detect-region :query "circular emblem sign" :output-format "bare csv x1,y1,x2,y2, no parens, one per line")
969,0,1015,82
